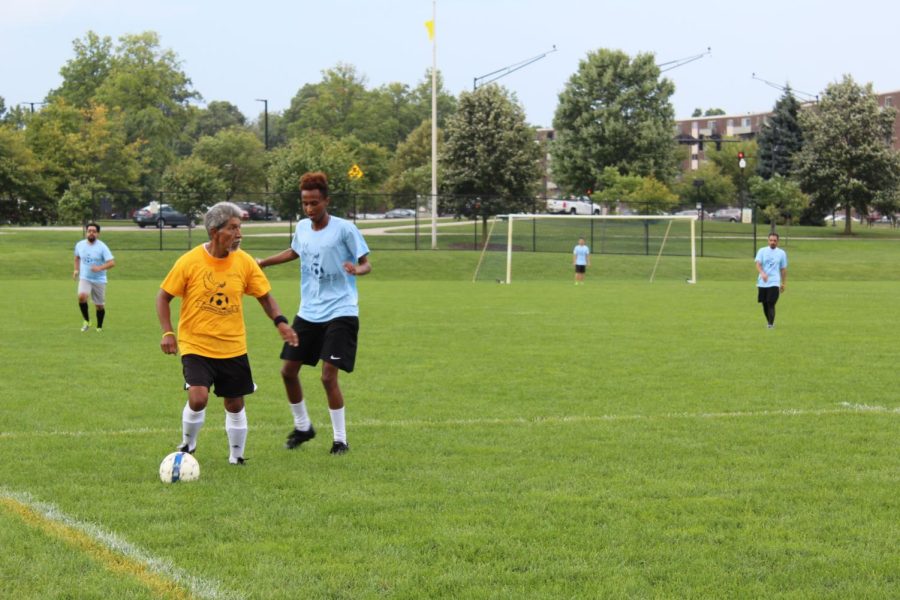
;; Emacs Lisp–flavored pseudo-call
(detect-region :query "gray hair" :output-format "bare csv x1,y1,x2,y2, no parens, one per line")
204,202,244,236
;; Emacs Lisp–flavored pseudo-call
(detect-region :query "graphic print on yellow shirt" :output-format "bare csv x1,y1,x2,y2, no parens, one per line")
160,245,271,358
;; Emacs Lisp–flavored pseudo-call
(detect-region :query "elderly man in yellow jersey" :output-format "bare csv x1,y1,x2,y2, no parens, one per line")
156,201,298,465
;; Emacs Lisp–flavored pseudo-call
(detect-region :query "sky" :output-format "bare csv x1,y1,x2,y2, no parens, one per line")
2,0,899,128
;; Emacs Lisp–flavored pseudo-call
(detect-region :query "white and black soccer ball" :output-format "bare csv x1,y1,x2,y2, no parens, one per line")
159,451,200,483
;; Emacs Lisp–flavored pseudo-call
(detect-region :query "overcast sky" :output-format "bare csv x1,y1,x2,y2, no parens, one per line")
2,0,897,127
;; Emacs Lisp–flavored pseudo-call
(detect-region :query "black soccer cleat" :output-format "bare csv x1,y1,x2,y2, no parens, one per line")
329,441,350,455
285,425,316,450
230,457,247,466
177,444,195,455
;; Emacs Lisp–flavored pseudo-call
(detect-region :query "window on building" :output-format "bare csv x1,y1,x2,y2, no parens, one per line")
743,117,751,127
886,97,894,108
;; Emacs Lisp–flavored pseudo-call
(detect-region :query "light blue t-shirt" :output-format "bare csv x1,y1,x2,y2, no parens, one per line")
755,246,787,287
291,216,370,322
573,244,591,266
74,239,114,283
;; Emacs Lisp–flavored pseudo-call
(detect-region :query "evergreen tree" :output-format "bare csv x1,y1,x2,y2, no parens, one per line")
757,87,803,179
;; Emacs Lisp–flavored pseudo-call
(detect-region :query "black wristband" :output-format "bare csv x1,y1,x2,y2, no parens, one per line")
273,315,289,327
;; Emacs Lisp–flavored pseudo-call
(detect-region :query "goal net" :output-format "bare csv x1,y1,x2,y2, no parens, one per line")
473,214,698,284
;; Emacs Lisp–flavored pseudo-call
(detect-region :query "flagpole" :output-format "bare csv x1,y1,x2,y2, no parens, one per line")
430,0,438,249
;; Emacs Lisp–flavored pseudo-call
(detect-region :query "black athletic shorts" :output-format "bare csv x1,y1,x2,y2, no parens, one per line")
757,286,780,304
181,354,255,398
280,316,359,373
575,265,586,274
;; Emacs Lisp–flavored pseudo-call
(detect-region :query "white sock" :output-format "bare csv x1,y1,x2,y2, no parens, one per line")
225,408,248,463
329,407,346,444
290,401,311,431
181,404,205,452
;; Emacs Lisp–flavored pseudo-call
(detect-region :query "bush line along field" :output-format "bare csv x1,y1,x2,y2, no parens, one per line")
1,225,898,598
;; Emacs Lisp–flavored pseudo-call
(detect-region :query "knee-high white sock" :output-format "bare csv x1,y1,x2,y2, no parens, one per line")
290,401,312,431
181,404,205,452
225,408,248,463
329,407,346,444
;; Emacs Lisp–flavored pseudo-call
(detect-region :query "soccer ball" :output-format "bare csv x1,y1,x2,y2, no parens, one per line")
159,451,200,483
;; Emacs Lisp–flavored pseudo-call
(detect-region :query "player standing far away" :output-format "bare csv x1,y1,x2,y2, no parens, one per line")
73,222,115,332
156,202,298,465
755,232,788,329
573,237,590,285
256,171,371,456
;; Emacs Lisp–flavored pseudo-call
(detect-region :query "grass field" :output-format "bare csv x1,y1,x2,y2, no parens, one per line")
1,225,898,598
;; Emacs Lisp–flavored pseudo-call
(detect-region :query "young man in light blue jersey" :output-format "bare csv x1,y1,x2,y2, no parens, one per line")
257,172,371,455
755,232,787,328
572,237,591,285
73,222,115,332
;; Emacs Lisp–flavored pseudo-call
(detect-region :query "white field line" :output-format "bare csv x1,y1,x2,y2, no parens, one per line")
0,488,241,600
1,403,896,440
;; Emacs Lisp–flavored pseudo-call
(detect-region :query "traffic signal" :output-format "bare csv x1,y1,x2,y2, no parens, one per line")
737,151,745,160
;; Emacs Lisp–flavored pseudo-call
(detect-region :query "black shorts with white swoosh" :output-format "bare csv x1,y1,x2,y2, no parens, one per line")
280,316,360,373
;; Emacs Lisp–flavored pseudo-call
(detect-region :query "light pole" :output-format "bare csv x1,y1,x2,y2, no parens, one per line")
19,101,45,113
473,46,557,91
255,99,269,150
255,99,270,214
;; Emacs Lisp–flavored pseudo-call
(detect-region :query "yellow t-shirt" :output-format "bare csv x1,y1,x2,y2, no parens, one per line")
161,245,272,358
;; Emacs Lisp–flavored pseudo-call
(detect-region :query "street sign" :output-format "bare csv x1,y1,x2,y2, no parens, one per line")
348,164,364,180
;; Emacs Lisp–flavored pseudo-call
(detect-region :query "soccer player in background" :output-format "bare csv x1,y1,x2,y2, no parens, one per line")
156,202,298,465
73,222,115,332
257,171,371,455
755,232,788,328
573,237,591,285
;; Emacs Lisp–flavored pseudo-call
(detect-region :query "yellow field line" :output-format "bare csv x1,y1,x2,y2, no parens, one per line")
1,496,192,599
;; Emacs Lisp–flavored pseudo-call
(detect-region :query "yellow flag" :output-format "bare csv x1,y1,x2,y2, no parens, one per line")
424,20,435,41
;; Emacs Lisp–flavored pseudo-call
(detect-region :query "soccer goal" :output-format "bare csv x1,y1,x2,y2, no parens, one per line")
473,214,698,284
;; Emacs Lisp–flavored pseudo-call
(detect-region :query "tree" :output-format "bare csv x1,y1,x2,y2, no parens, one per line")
794,75,900,233
552,49,679,194
757,87,803,179
191,101,246,139
24,100,142,199
385,120,443,195
441,85,542,230
747,174,809,229
58,178,105,224
267,133,357,219
705,139,758,192
592,167,678,212
191,128,266,199
93,32,200,187
162,156,228,218
673,162,737,209
0,126,53,224
48,31,114,108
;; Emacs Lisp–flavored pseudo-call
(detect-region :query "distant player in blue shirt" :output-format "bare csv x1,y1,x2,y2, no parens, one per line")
755,232,788,328
572,237,591,285
257,172,371,455
73,222,115,332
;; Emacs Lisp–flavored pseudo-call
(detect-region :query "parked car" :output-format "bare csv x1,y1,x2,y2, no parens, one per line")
712,208,742,223
823,214,861,225
236,202,276,221
672,209,714,221
133,204,194,228
385,208,416,218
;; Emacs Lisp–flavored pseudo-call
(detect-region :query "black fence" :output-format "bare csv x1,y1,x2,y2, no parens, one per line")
88,190,763,258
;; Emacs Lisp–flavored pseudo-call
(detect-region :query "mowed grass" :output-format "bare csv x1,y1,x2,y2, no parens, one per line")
0,226,898,598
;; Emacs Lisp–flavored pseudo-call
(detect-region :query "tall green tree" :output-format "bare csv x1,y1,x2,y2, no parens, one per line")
441,85,542,229
47,31,114,108
187,101,247,141
191,128,266,199
0,126,53,224
747,174,809,228
92,32,200,187
162,156,228,218
756,87,803,179
552,49,679,195
794,75,900,232
673,162,737,209
267,133,357,219
385,120,443,195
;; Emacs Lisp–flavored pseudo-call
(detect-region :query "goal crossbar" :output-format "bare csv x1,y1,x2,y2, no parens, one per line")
501,214,697,284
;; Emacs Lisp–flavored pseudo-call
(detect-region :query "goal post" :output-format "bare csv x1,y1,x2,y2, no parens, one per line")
500,214,698,284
